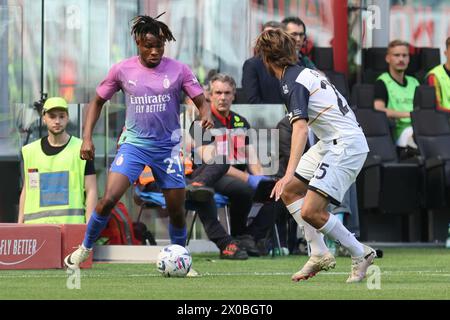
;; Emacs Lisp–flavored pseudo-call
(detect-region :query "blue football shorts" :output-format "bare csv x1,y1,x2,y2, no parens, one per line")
110,143,185,189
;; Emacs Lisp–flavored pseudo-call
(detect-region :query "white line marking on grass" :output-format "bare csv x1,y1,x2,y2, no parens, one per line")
1,270,450,279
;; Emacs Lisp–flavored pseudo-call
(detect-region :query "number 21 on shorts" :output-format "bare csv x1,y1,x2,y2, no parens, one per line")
164,155,182,174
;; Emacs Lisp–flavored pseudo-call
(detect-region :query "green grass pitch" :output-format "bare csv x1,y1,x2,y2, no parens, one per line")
0,248,449,300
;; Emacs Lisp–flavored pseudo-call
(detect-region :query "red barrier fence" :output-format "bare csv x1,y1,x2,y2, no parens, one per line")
0,224,92,269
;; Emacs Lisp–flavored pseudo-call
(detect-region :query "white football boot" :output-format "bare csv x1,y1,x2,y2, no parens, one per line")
64,245,92,270
346,244,377,283
292,251,336,282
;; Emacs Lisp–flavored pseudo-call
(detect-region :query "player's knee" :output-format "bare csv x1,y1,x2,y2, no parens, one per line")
96,196,118,216
281,190,296,204
165,196,185,214
283,184,306,205
300,205,316,223
166,203,184,216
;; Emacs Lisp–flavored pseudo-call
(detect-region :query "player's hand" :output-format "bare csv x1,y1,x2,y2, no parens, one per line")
270,174,293,201
200,114,214,129
80,139,95,161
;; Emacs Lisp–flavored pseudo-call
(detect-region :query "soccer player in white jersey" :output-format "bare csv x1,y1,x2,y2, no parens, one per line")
255,29,376,283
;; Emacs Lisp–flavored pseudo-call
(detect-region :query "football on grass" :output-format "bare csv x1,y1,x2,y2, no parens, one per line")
156,244,192,277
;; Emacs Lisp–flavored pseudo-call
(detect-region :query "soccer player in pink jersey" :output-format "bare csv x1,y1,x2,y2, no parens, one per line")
65,14,213,270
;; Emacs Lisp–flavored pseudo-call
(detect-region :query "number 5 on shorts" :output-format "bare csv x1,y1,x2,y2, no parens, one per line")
315,163,329,180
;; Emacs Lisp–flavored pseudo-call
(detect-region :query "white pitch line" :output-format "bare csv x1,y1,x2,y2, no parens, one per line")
1,270,450,279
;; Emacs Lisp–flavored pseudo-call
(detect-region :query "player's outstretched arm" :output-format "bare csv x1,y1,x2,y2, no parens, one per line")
191,94,214,129
271,119,308,201
81,94,107,160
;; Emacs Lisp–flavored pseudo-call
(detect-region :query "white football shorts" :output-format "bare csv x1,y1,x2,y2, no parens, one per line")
295,136,368,205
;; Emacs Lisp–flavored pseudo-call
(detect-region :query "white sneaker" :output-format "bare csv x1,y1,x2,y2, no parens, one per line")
64,245,92,270
292,251,336,282
186,267,200,278
346,244,377,283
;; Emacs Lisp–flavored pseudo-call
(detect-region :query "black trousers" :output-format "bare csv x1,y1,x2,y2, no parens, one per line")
186,164,233,251
189,163,229,186
190,163,254,238
212,175,254,237
190,197,231,251
247,200,290,248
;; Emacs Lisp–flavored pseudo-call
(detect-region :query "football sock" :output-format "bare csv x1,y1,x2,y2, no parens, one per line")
286,199,329,256
83,211,110,249
169,224,187,247
324,213,345,254
319,213,364,257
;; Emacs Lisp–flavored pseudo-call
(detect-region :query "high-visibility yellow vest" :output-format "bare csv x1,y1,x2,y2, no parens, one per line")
22,136,87,224
377,72,419,139
427,65,450,110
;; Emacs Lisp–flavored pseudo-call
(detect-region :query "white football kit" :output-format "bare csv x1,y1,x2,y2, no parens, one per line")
280,66,369,204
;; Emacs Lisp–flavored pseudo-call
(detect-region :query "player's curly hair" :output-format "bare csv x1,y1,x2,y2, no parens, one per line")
255,29,297,69
130,13,176,42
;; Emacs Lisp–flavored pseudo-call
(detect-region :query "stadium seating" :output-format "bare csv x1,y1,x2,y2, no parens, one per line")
361,47,387,83
350,83,374,109
415,48,441,82
313,47,350,101
325,71,350,101
406,47,421,77
411,85,449,209
312,47,334,71
361,47,441,84
352,84,421,214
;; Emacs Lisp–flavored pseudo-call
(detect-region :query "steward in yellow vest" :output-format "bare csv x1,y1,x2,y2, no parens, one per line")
376,72,419,139
426,37,450,111
427,64,450,111
18,97,97,224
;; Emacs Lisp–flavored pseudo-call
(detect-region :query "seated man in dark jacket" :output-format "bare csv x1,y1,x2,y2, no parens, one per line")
190,73,275,256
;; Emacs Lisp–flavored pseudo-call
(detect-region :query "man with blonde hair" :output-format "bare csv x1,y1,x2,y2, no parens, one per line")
374,40,420,150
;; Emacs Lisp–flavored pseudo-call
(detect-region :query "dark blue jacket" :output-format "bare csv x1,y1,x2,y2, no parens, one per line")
241,56,283,104
241,55,316,104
